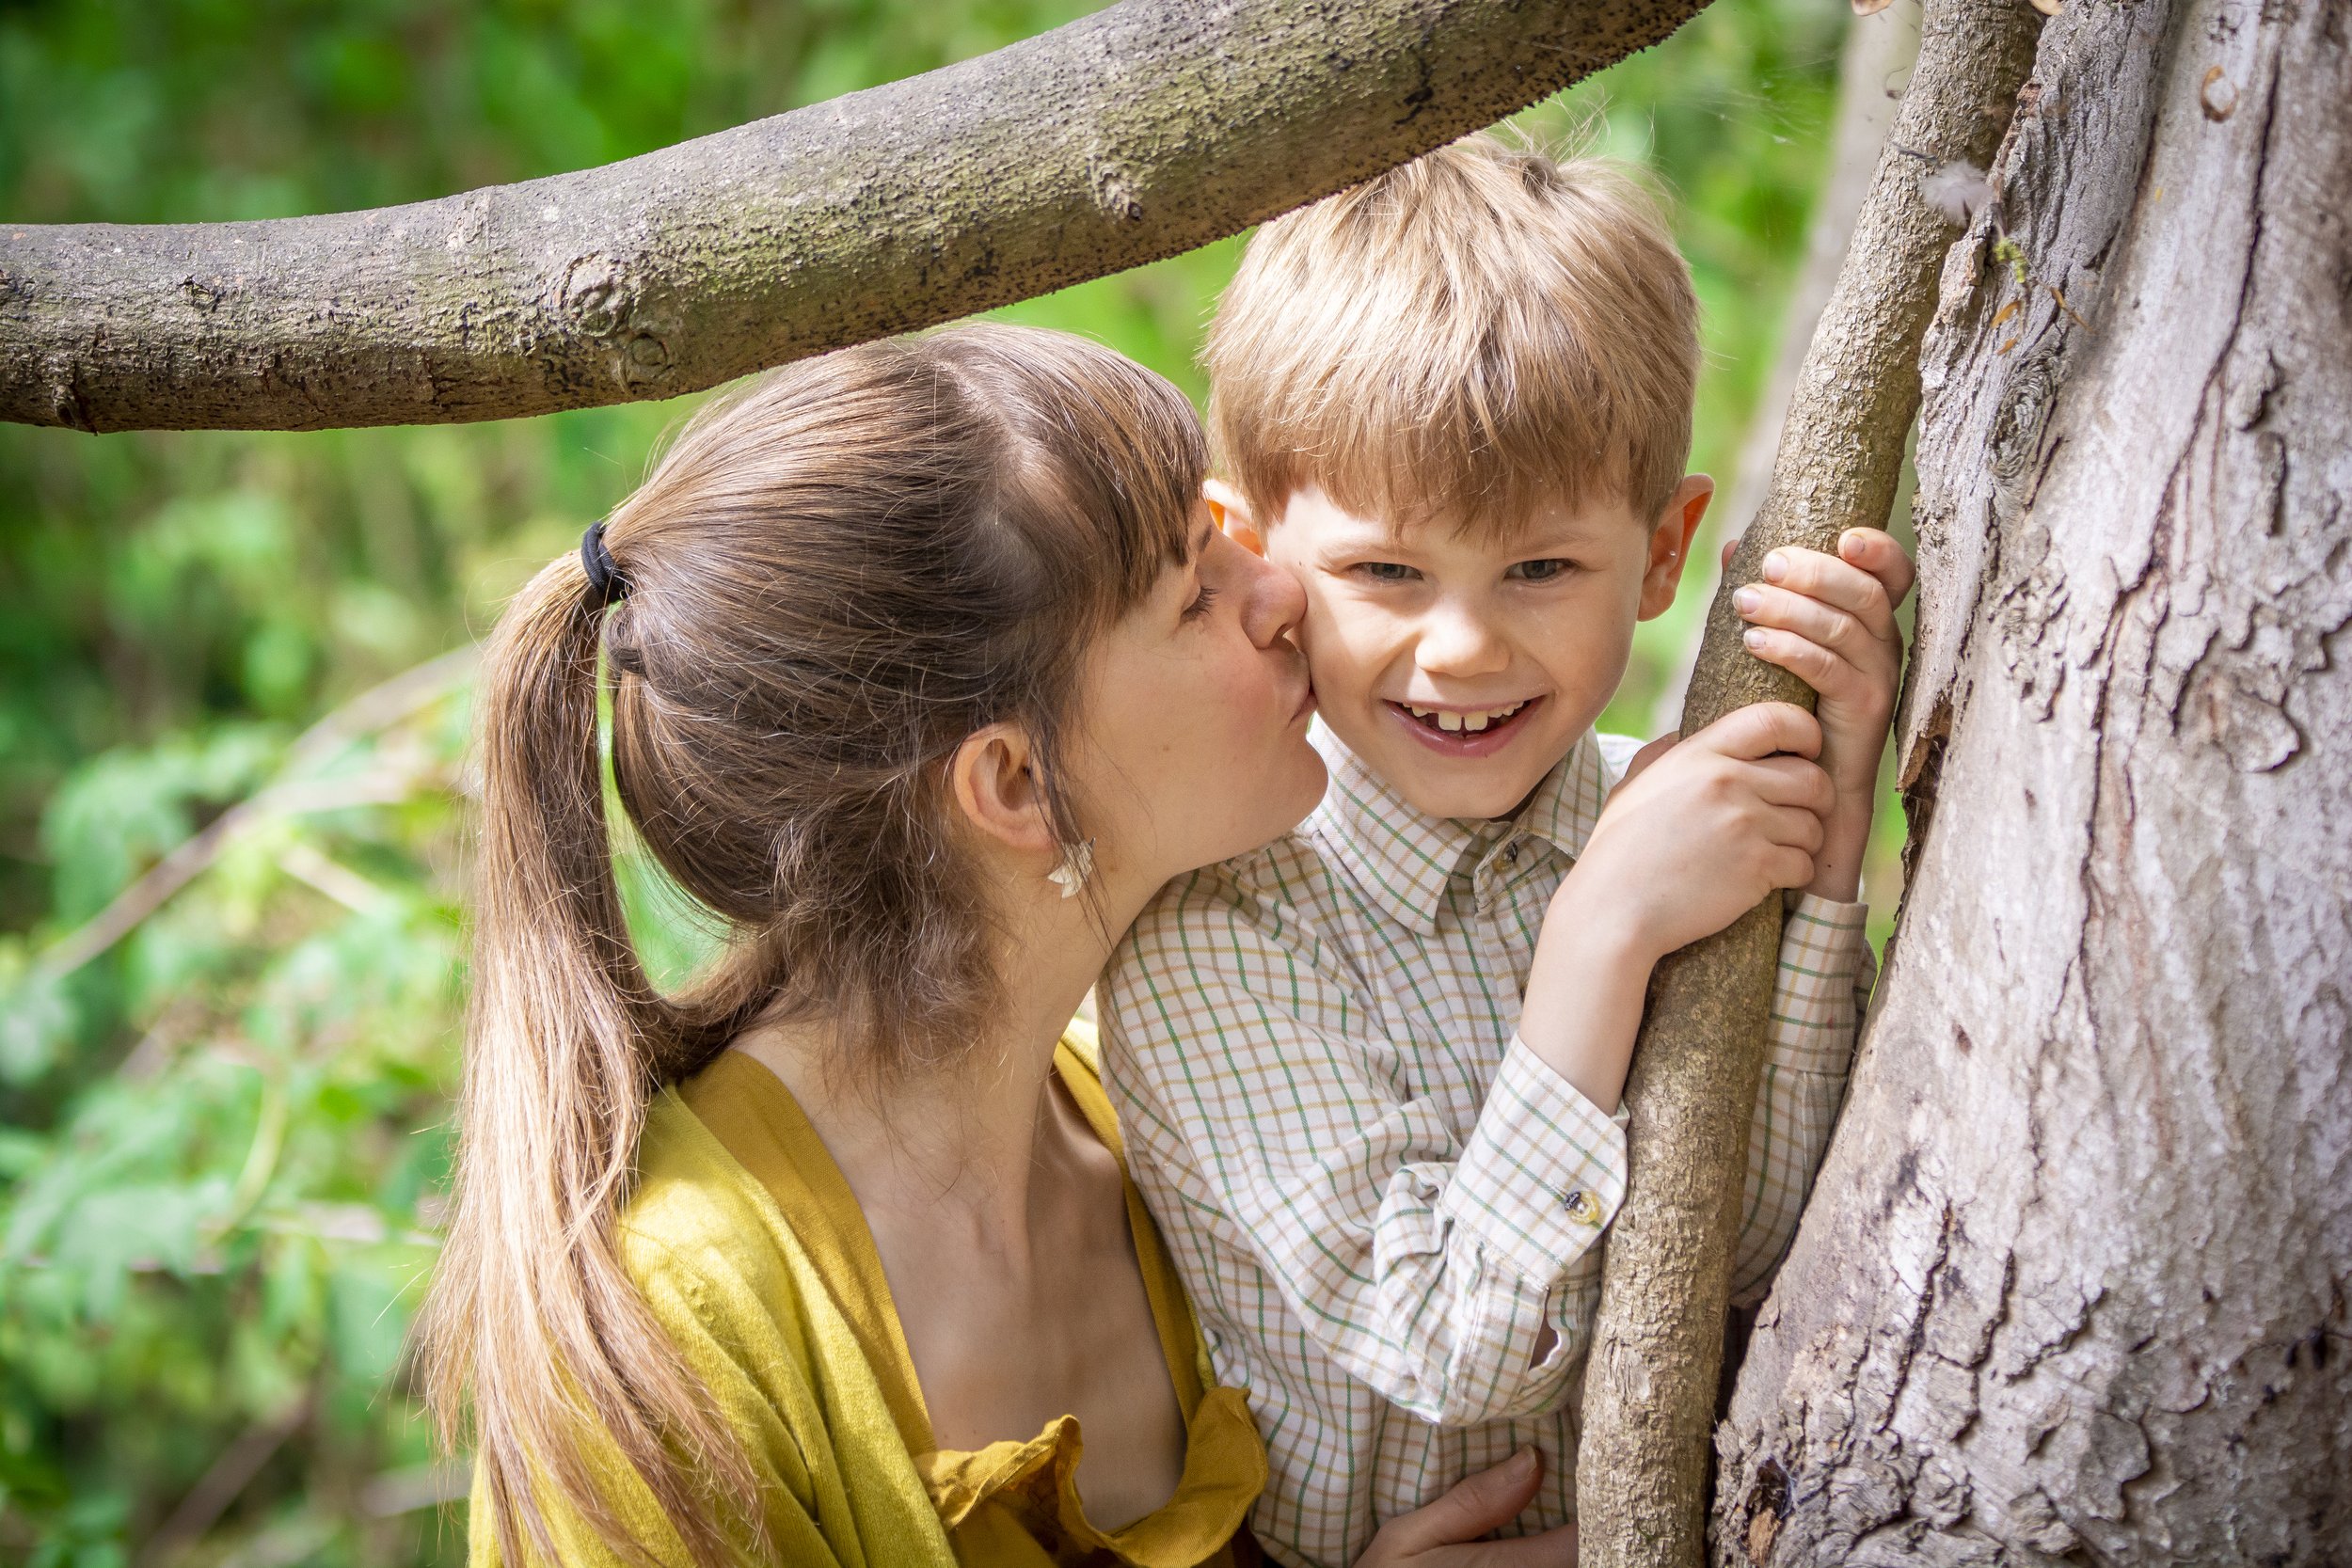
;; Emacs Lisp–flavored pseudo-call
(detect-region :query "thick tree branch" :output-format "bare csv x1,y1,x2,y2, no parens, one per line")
1573,0,2042,1561
0,0,1713,434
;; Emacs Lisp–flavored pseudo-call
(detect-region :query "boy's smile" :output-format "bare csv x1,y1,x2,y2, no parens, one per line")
1219,479,1710,821
1388,695,1545,756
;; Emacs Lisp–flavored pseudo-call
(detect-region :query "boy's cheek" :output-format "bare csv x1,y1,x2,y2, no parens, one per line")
1294,588,1388,678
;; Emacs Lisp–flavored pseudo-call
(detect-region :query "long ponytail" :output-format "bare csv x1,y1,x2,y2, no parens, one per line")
421,553,759,1568
421,325,1204,1566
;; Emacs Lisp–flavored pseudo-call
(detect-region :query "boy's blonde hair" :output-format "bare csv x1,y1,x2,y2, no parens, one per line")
1206,132,1699,535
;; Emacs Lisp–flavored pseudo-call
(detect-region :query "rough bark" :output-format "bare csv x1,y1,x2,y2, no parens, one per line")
0,0,1719,435
1575,0,2041,1561
1714,0,2352,1560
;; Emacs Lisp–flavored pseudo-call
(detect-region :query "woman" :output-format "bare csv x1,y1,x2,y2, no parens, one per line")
422,325,1567,1568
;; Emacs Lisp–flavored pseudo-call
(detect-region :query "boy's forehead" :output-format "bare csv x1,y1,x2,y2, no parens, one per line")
1281,483,1635,549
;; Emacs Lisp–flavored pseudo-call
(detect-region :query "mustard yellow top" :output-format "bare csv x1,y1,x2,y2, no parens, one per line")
468,1022,1266,1568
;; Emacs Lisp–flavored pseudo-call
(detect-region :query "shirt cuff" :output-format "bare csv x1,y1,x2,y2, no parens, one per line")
1771,894,1871,1073
1442,1035,1629,1281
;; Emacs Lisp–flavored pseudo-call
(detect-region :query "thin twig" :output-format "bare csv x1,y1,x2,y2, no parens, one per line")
135,1393,315,1568
32,646,476,981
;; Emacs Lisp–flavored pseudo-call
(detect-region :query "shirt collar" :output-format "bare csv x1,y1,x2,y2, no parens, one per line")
1305,721,1615,935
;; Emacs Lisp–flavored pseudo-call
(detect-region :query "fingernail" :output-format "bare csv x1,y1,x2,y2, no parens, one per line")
1744,627,1769,650
1510,1447,1538,1477
1732,586,1761,616
1762,551,1788,582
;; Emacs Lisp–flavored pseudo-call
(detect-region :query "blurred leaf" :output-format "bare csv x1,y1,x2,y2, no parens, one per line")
327,1259,409,1386
0,951,77,1085
38,725,282,924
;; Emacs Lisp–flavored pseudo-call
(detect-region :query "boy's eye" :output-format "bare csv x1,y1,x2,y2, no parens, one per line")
1509,558,1576,582
1182,580,1221,622
1355,562,1422,583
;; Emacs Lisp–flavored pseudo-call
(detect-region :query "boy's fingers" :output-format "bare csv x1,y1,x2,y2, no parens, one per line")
1372,1449,1543,1554
1735,583,1874,664
1703,701,1822,762
1747,754,1837,813
1619,732,1679,786
1770,844,1820,891
1766,803,1827,853
1721,535,1740,576
1756,547,1898,641
1740,626,1859,702
1839,527,1917,608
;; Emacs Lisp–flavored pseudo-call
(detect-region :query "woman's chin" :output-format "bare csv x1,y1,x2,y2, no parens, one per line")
1197,756,1329,872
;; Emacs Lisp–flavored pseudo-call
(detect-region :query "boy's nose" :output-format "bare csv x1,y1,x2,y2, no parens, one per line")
1415,600,1510,677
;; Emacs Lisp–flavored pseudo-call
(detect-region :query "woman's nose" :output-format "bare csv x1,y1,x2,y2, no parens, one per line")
1240,546,1308,648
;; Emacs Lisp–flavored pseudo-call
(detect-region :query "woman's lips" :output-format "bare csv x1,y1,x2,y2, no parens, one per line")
1383,695,1543,758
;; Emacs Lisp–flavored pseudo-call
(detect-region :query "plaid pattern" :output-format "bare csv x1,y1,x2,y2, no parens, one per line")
1101,723,1874,1568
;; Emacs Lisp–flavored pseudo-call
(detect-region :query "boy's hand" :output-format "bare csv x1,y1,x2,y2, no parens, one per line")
1564,702,1836,966
1520,705,1832,1112
1727,528,1915,900
1353,1448,1577,1566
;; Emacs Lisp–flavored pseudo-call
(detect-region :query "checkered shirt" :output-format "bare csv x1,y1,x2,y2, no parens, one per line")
1100,722,1874,1568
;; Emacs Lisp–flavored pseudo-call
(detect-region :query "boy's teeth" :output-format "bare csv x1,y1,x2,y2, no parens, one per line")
1403,700,1529,734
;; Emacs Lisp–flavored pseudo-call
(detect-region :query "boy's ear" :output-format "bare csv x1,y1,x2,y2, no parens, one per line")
947,721,1058,862
1639,475,1715,621
1202,479,1267,558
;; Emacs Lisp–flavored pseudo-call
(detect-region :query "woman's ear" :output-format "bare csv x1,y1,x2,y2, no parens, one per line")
1202,479,1266,558
1639,475,1715,620
947,721,1059,859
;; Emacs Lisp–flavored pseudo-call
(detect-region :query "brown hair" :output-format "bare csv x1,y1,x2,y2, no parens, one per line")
420,325,1204,1568
1205,130,1699,535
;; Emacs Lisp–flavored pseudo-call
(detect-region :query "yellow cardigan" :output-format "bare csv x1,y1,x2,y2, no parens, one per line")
468,1023,1265,1568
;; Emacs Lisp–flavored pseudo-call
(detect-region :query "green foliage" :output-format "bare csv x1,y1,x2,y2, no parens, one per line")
0,0,1851,1560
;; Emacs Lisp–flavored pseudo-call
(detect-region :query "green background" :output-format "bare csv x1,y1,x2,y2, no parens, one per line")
0,1,1871,1561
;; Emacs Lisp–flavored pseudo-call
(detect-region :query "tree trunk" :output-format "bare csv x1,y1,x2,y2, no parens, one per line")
1575,0,2039,1560
1714,0,2352,1560
0,0,1716,435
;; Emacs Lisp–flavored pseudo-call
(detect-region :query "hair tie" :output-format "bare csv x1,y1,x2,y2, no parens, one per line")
580,520,628,608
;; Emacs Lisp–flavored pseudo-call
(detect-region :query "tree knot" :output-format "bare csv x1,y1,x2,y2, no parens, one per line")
1089,156,1144,224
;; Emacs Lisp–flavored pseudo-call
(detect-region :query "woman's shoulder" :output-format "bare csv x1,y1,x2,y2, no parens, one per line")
617,1087,808,1323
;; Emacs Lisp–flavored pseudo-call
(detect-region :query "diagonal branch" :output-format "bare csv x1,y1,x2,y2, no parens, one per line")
31,646,476,981
1572,0,2042,1561
1,0,1714,435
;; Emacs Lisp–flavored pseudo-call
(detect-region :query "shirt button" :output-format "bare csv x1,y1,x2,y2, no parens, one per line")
1562,1189,1602,1226
1502,844,1520,864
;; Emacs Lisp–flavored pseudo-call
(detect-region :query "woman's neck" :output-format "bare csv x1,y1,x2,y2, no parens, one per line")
734,867,1140,1243
732,858,1193,1511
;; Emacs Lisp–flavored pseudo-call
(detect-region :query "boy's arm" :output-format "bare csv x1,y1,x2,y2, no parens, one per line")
1102,878,1628,1429
1727,895,1876,1304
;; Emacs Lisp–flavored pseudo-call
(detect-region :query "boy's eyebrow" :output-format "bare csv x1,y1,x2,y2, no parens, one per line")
1189,518,1215,558
1505,526,1603,554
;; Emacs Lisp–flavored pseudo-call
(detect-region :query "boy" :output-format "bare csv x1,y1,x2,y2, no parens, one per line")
1099,135,1912,1567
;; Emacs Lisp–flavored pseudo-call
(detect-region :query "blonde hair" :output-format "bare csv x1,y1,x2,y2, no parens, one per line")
1205,131,1699,535
420,325,1203,1568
